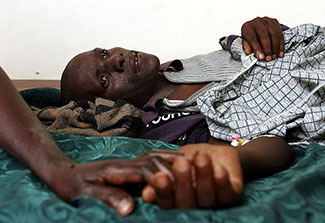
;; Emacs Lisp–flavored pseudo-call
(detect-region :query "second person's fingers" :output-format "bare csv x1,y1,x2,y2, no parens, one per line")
136,151,183,163
82,184,134,217
142,184,156,203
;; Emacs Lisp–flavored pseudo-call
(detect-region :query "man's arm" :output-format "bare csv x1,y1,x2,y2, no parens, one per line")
237,136,293,177
142,136,293,208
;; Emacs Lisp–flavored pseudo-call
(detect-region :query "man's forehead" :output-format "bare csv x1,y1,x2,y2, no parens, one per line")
67,51,97,90
73,50,96,68
70,66,98,101
70,51,98,78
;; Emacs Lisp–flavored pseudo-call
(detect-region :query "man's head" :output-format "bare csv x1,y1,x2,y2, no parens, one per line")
61,47,160,107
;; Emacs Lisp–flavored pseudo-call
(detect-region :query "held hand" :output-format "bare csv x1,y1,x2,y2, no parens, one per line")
49,153,179,216
142,144,243,209
241,16,284,61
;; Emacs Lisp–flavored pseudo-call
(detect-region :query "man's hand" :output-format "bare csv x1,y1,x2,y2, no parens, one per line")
241,17,284,61
49,153,179,216
141,144,243,209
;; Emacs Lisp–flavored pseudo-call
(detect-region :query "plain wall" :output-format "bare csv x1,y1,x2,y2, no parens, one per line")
1,0,324,79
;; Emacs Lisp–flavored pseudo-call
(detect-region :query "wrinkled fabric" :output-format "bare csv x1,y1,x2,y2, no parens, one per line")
140,99,210,145
1,134,325,223
31,97,143,137
0,88,320,222
196,24,325,146
160,24,325,147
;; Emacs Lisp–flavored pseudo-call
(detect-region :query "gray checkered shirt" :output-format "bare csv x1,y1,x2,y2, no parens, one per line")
164,24,325,147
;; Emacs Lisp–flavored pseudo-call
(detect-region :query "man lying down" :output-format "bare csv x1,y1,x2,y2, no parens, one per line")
1,16,324,217
60,16,325,210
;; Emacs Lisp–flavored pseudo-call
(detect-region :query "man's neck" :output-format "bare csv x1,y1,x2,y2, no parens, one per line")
149,74,208,102
149,75,179,102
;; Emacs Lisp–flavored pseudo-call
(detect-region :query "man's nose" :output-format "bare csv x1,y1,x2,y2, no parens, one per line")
105,54,125,72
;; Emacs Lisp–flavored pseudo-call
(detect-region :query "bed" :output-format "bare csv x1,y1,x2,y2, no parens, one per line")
0,87,324,223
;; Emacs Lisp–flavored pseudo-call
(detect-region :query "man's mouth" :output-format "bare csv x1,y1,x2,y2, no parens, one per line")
131,51,140,75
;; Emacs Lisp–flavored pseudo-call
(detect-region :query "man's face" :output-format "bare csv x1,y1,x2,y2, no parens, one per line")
64,47,160,107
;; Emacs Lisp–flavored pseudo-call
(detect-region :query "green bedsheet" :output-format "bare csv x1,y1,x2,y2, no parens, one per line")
0,88,323,223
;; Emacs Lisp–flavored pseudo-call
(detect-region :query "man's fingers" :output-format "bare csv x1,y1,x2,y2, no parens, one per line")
213,164,235,205
245,33,265,60
270,18,285,58
242,20,265,60
242,39,252,55
275,20,285,57
261,18,278,60
83,184,134,217
142,172,175,209
278,32,285,58
254,23,273,61
194,153,216,208
213,149,243,202
264,18,284,59
152,172,174,209
173,157,196,209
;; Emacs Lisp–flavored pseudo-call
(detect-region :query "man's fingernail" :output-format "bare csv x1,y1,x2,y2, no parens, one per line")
117,198,134,217
272,54,277,59
194,153,209,168
154,172,169,188
279,51,284,57
258,52,265,60
213,164,228,186
173,157,190,173
266,55,272,61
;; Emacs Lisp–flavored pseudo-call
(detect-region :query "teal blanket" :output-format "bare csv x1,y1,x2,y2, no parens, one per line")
0,88,323,223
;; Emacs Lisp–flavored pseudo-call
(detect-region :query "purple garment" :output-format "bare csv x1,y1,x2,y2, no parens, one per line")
159,59,183,72
142,100,160,125
140,100,210,145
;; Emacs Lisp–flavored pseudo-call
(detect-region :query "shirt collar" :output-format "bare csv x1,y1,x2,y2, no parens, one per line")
159,59,184,72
